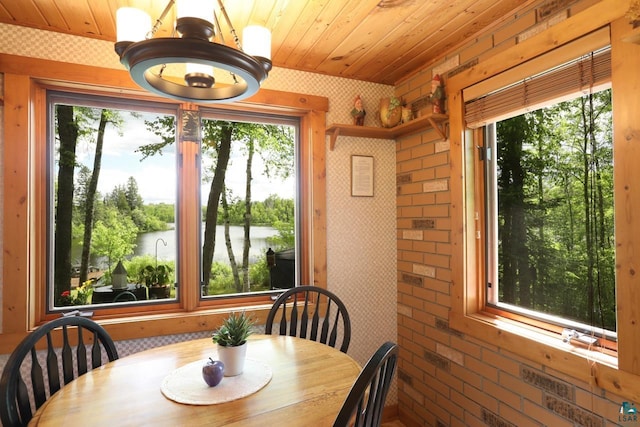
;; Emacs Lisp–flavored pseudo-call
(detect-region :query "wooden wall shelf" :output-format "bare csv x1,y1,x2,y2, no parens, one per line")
326,112,448,150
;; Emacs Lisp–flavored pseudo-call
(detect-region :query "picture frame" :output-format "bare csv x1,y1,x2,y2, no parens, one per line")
351,155,374,197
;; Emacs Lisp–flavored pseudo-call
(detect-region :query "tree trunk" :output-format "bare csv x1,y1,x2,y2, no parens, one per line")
79,109,107,284
54,105,78,302
222,189,241,290
202,125,233,293
242,140,254,292
498,116,532,307
581,96,595,324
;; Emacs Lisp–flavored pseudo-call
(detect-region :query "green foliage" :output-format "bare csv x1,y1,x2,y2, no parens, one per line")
203,194,294,226
205,260,271,295
143,203,175,223
267,220,295,250
205,262,236,295
211,312,255,347
62,109,295,301
495,89,615,330
137,263,173,287
249,257,271,289
125,256,174,283
90,207,138,270
139,115,176,159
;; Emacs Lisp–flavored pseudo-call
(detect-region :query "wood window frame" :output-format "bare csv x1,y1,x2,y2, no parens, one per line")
448,1,640,401
0,54,329,351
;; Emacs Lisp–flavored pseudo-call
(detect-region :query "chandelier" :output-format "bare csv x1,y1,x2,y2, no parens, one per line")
114,0,272,103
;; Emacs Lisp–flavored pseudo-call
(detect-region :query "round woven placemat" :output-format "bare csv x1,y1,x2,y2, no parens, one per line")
161,358,272,405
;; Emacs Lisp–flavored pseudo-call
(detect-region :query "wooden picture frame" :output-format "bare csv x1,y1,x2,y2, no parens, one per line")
351,155,374,197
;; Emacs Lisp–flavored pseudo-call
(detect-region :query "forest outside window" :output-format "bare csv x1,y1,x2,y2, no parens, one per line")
197,110,297,299
466,45,616,348
49,92,179,310
47,91,300,314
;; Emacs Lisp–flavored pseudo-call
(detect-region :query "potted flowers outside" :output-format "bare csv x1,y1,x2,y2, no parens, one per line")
212,312,255,376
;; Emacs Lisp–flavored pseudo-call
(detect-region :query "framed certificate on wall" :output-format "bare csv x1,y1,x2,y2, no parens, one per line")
351,155,374,197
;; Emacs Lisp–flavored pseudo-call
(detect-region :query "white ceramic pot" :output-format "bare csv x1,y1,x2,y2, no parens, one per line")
217,342,247,376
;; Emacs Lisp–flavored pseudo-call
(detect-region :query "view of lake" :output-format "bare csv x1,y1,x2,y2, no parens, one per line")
72,224,279,268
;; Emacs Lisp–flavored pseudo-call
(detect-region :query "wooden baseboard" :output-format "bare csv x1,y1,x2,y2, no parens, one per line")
382,404,399,422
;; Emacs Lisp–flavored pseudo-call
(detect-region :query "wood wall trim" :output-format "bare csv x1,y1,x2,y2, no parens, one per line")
611,16,640,375
2,74,30,334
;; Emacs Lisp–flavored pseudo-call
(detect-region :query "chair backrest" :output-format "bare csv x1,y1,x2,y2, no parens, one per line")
333,341,399,427
0,316,119,427
265,285,351,353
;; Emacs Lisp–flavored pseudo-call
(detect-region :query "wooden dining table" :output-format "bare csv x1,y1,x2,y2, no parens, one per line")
28,334,361,427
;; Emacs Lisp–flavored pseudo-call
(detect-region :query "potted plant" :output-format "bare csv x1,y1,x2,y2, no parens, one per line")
212,312,255,376
137,263,172,299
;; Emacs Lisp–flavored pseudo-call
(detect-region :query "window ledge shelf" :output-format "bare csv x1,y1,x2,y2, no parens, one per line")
326,112,448,150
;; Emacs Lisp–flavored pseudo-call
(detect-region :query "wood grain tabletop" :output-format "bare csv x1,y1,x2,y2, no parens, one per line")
28,334,361,427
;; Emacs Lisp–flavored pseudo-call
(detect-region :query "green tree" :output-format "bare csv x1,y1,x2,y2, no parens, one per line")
496,89,614,329
202,121,233,292
497,114,533,307
91,207,138,273
80,109,125,284
54,104,79,300
125,176,144,211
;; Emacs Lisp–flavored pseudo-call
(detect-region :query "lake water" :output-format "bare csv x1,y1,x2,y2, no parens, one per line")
72,224,279,267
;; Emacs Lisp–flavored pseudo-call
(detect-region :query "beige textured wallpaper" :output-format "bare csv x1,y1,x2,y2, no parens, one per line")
0,22,398,401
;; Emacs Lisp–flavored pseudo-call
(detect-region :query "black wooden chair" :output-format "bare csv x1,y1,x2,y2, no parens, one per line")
0,315,119,427
333,341,399,427
265,285,351,353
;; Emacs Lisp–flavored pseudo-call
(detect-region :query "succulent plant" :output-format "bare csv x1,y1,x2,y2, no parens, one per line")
211,312,255,347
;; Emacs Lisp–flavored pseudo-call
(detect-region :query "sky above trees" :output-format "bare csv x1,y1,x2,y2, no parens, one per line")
74,111,295,204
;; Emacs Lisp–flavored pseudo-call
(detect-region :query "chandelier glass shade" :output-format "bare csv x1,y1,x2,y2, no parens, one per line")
114,0,272,103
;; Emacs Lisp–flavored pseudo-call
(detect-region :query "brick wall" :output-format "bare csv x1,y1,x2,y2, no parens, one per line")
394,1,631,426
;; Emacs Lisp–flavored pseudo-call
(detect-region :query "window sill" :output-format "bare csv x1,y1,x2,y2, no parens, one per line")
448,311,640,400
457,311,616,365
79,304,274,346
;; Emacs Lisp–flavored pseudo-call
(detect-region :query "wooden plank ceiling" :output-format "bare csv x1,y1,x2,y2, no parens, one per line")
0,0,532,85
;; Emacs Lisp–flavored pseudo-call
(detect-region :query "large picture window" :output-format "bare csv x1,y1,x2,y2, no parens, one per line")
48,92,299,313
